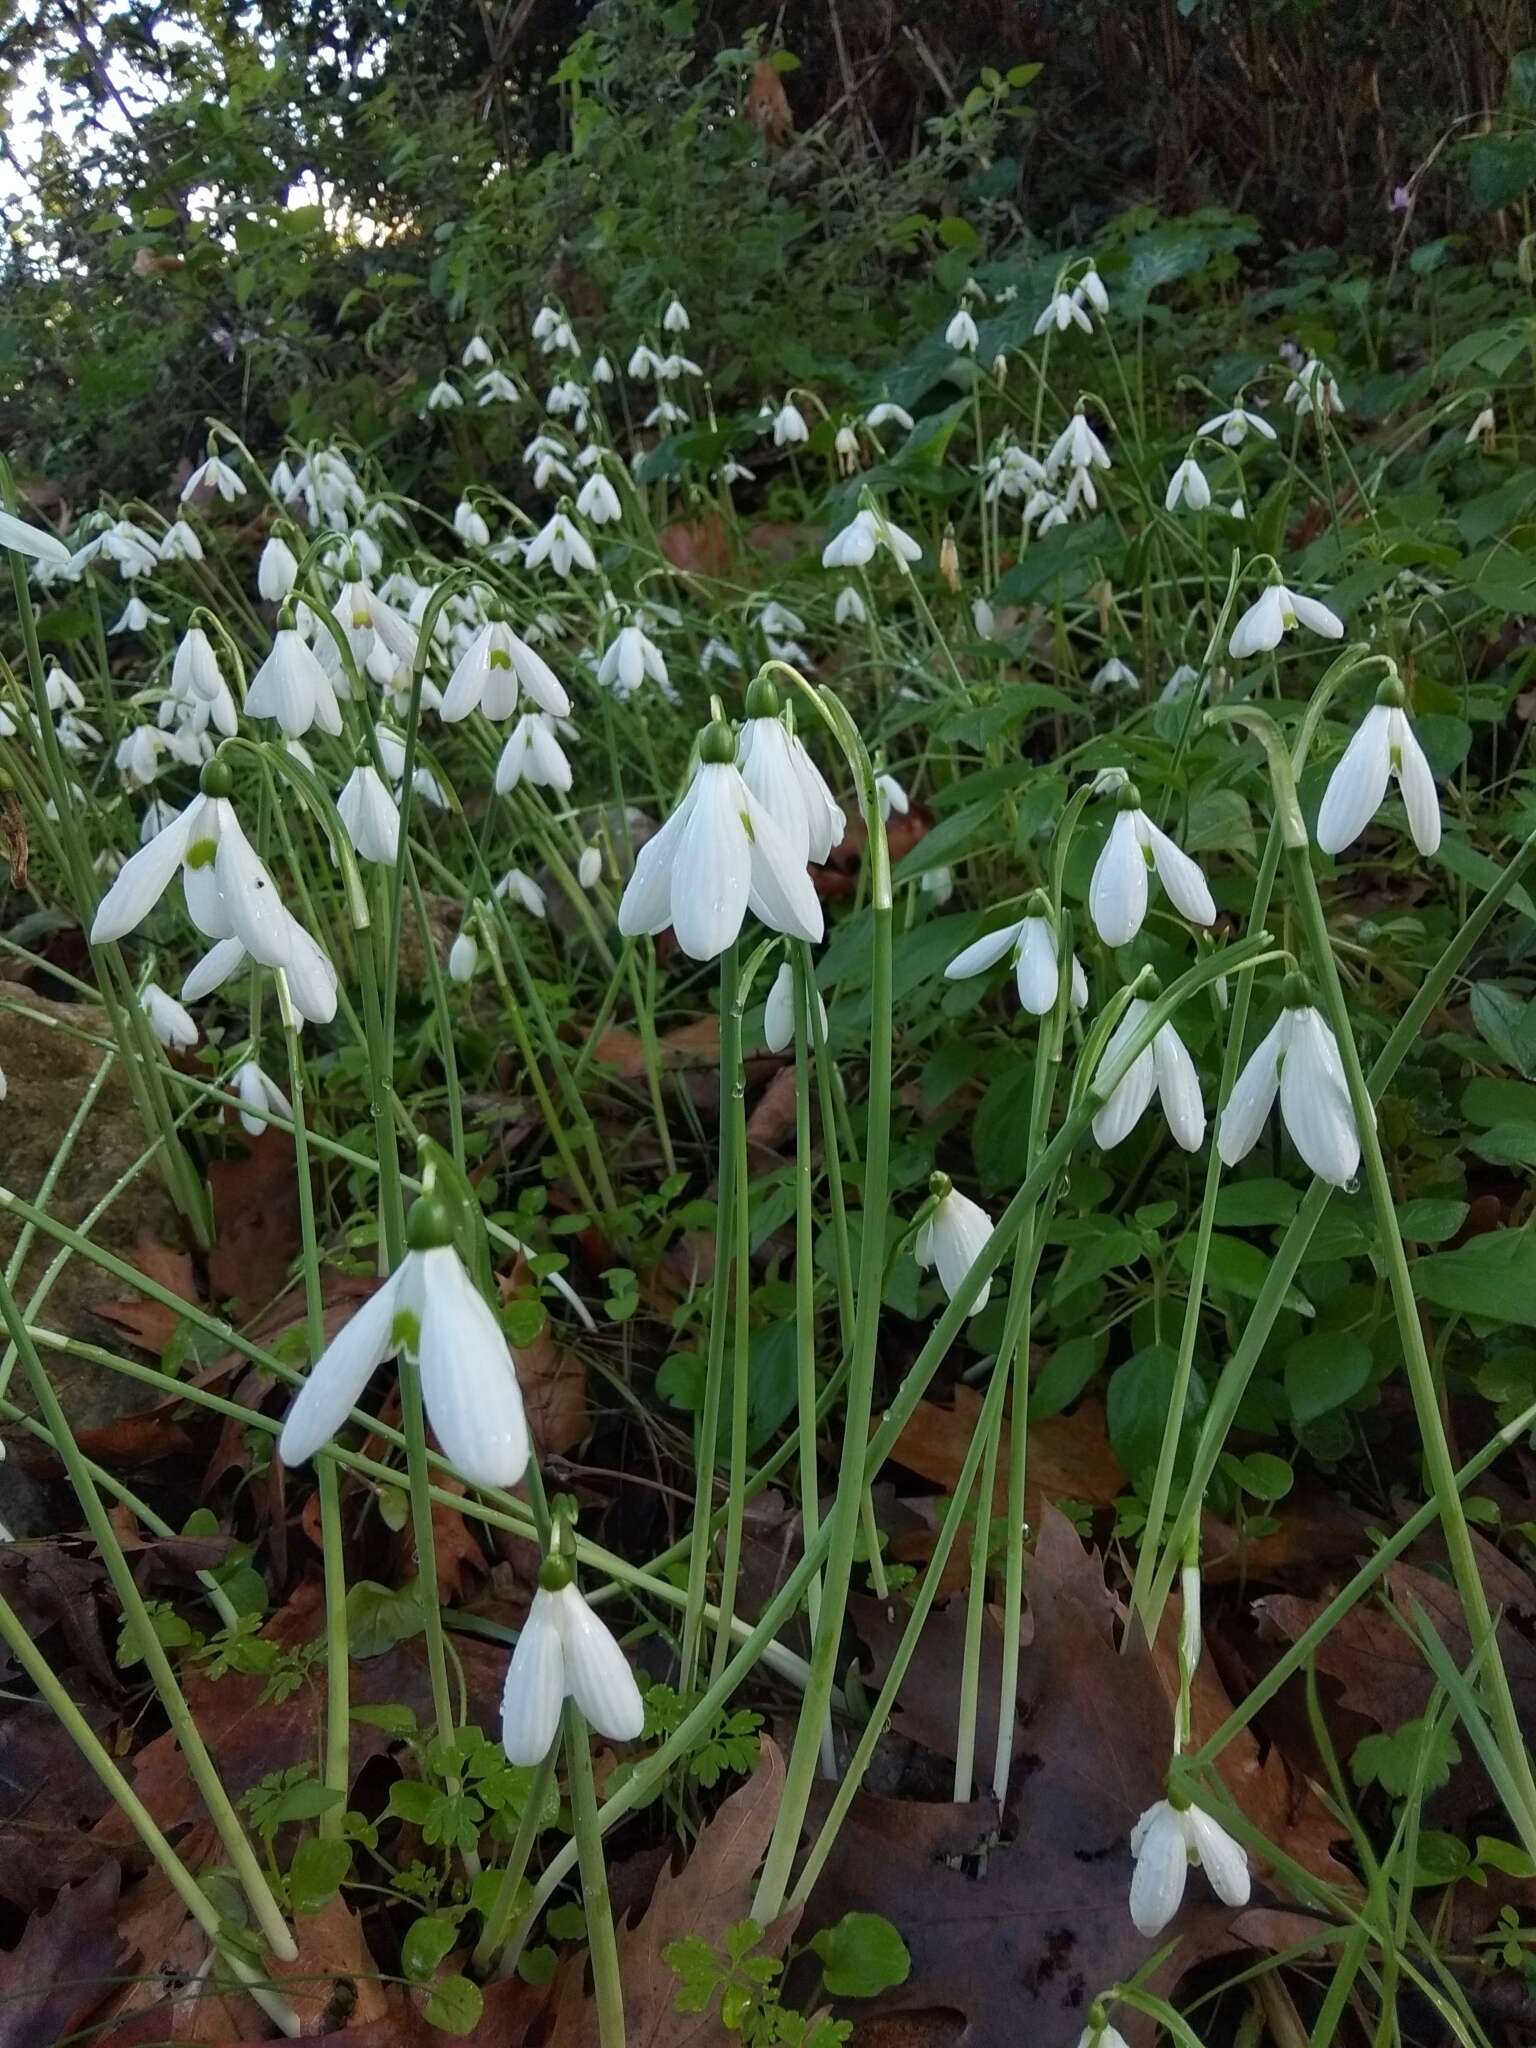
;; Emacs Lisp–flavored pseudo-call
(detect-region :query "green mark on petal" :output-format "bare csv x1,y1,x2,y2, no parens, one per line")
185,838,217,870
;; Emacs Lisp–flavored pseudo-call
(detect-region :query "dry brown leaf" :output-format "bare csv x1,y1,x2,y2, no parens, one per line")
0,1862,122,2048
517,1330,591,1459
208,1130,303,1309
94,1231,201,1354
887,1386,1123,1529
660,512,732,577
267,1897,391,2032
744,57,793,145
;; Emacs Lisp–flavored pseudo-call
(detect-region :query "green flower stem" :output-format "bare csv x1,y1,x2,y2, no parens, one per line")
282,1015,349,1840
951,1412,1000,1802
474,913,601,1215
792,952,835,1775
623,939,677,1177
711,968,753,1684
406,856,465,1167
1128,818,1284,1637
681,941,742,1690
469,1748,557,1976
564,1706,625,2047
0,1275,297,1960
800,937,855,1349
1142,810,1536,1634
796,1324,1012,1908
1285,832,1536,1835
0,1585,303,2038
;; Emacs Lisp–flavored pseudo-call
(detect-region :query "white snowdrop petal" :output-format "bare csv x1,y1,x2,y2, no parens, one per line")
1128,1803,1190,1938
1093,1046,1156,1150
1390,712,1441,856
1143,819,1216,926
743,787,824,946
1279,1009,1360,1187
278,1270,404,1466
1153,1024,1206,1152
500,1590,566,1766
1014,918,1059,1015
617,794,691,939
945,919,1026,982
556,1584,646,1741
1089,810,1148,947
666,765,752,960
1188,1809,1251,1907
416,1247,530,1488
181,936,247,1003
763,962,796,1052
1216,1018,1285,1167
90,801,198,943
1289,592,1344,640
1316,705,1392,855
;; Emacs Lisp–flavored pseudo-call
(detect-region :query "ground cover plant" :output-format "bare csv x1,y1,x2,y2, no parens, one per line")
4,11,1536,2048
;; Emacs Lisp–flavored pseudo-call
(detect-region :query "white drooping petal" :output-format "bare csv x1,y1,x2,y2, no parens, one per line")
667,763,753,961
500,1587,566,1766
915,1190,993,1315
214,808,293,968
1128,1802,1190,1938
742,786,824,946
90,799,200,943
142,983,199,1048
247,630,342,738
1142,817,1216,926
0,507,71,565
554,1582,646,1741
1187,1808,1251,1908
616,792,692,940
1287,592,1344,640
739,718,811,863
1153,1024,1206,1152
1390,709,1441,856
1017,923,1059,1009
234,1059,293,1137
1279,1007,1359,1187
1090,809,1148,947
280,919,340,1026
338,765,401,865
278,1269,405,1466
1316,704,1392,855
1216,1017,1285,1167
945,919,1026,982
1092,1001,1157,1149
414,1246,530,1488
1229,585,1286,659
786,733,845,863
182,936,247,1003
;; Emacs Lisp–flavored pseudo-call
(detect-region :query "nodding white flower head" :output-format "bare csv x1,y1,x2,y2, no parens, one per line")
476,367,522,407
110,595,168,635
453,498,490,551
1045,411,1111,477
945,897,1085,1017
442,618,569,723
575,470,622,525
590,351,614,384
115,725,170,788
1465,405,1496,448
495,867,547,920
501,1564,646,1764
1076,265,1109,314
141,983,198,1049
834,423,861,476
1218,979,1361,1187
772,400,809,447
834,584,867,626
448,929,479,984
1165,456,1211,513
496,711,573,796
763,959,828,1054
1129,1797,1250,1937
525,508,596,578
1198,406,1276,448
171,626,224,707
247,626,344,738
232,1059,293,1137
945,305,980,353
661,295,690,334
628,341,662,381
1229,581,1344,659
914,1177,994,1316
1159,663,1205,705
921,864,954,905
736,678,845,867
257,532,299,603
425,376,463,411
0,507,72,568
1076,2020,1132,2048
1315,678,1440,858
1091,655,1139,696
821,505,922,572
865,401,914,434
1034,289,1092,337
159,518,204,563
1284,357,1344,419
1092,993,1205,1153
617,718,823,962
874,771,909,823
577,845,603,889
1089,785,1216,947
181,453,244,506
460,332,494,369
597,621,668,701
279,1196,530,1489
337,764,401,865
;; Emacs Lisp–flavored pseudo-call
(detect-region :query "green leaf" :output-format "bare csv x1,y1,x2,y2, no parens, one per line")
425,1976,483,2034
346,1580,425,1657
1464,132,1536,211
1471,984,1536,1078
1394,1198,1468,1244
1414,1233,1536,1326
388,1779,440,1825
1028,1334,1103,1419
1179,1232,1314,1316
401,1912,459,1981
1284,1332,1373,1425
1213,1179,1300,1227
1107,1343,1204,1478
288,1838,352,1914
1235,1450,1293,1501
810,1912,912,1998
1183,787,1255,858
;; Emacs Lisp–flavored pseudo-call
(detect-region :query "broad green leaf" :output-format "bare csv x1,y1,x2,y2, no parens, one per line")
1414,1232,1536,1326
810,1911,912,1998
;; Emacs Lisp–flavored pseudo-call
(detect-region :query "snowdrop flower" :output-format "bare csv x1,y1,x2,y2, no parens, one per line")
945,899,1083,1017
1229,581,1344,659
736,679,845,865
1077,2017,1131,2048
591,352,614,384
110,596,167,635
247,628,344,738
501,1563,646,1764
763,960,827,1054
1158,664,1204,705
232,1059,293,1137
448,929,479,984
865,401,914,434
1465,406,1496,449
1165,456,1211,512
834,423,861,476
181,453,244,504
280,1197,529,1488
1284,357,1344,419
495,712,573,795
525,509,596,578
142,983,198,1049
784,727,847,864
1034,290,1091,336
1089,787,1216,946
1091,656,1139,695
252,533,296,605
945,305,980,353
115,726,169,788
495,867,546,919
476,368,521,407
337,765,401,865
701,638,742,672
772,400,809,448
1129,1798,1249,1936
575,471,622,524
821,506,922,571
914,1177,993,1315
597,621,668,700
1092,994,1204,1152
1217,982,1360,1186
159,519,204,563
921,865,954,906
577,846,602,889
453,499,490,551
628,341,662,380
661,295,690,334
875,772,909,823
442,619,569,722
460,332,494,369
618,720,823,961
834,584,867,626
1315,680,1439,857
1045,412,1111,477
0,507,72,567
426,376,463,411
1077,265,1109,314
1198,407,1276,448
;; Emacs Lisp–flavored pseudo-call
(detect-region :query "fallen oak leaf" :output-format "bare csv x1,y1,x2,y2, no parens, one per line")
0,1861,122,2048
207,1130,303,1311
887,1386,1123,1531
